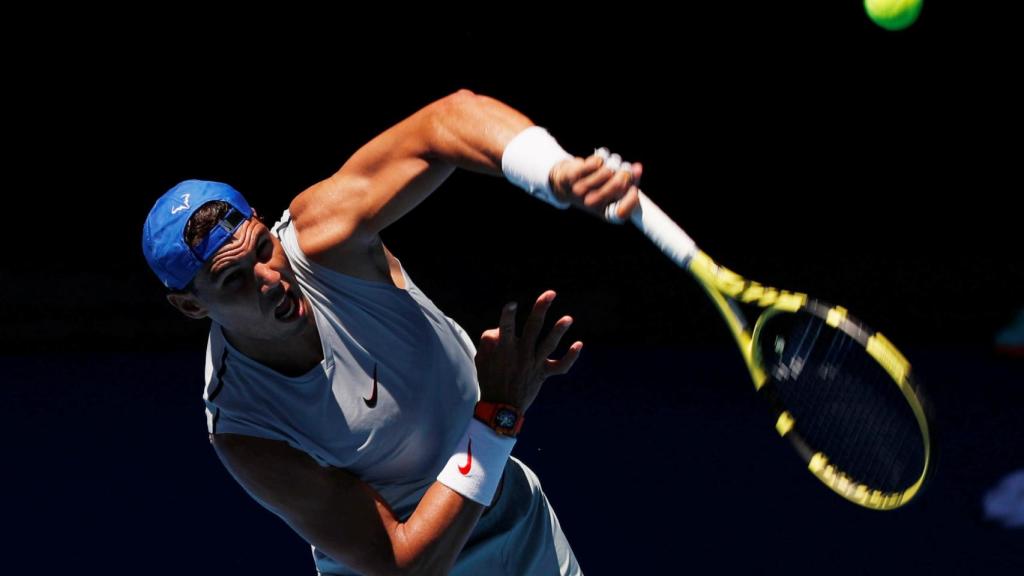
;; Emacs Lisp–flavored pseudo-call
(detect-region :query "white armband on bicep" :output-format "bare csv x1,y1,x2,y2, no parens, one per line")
501,126,572,209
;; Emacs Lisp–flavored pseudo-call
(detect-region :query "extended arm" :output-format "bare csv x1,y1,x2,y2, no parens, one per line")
289,89,640,259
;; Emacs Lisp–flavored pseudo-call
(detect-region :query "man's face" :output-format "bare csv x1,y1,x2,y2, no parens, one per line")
172,217,310,340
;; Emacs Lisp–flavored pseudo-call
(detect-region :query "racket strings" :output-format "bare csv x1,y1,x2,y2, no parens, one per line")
816,345,920,490
762,312,924,492
834,349,915,488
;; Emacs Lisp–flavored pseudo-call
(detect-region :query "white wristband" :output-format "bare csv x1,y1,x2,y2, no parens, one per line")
501,126,573,209
437,419,516,506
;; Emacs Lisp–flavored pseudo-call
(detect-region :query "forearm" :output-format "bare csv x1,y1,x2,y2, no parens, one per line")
275,468,487,576
384,483,486,575
375,418,513,574
428,92,640,217
294,90,534,247
301,420,512,575
213,433,489,576
424,89,534,176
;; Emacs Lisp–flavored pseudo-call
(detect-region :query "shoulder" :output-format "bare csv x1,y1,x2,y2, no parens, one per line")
288,175,371,259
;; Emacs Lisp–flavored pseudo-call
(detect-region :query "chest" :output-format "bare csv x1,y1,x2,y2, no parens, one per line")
311,310,479,483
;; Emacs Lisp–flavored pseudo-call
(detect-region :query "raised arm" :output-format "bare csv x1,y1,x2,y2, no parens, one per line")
289,90,525,255
288,89,641,260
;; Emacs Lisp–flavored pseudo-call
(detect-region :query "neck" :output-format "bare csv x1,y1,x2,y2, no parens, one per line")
221,315,323,377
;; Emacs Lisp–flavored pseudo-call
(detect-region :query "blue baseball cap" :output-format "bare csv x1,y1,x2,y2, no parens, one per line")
142,179,253,290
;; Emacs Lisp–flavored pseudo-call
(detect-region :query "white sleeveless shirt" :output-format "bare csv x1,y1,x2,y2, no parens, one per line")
203,210,580,576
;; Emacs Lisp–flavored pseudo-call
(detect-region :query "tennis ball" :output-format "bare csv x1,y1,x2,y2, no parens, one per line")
864,0,923,31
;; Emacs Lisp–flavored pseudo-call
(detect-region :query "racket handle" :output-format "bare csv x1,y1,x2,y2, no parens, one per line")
593,149,696,267
607,191,697,268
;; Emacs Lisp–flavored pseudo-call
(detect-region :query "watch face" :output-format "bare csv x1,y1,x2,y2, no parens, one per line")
496,408,517,428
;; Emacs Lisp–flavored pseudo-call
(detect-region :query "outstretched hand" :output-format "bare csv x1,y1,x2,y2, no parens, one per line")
475,290,582,413
549,152,643,222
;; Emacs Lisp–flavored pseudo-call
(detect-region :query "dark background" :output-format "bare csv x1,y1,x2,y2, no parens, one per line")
4,3,1023,573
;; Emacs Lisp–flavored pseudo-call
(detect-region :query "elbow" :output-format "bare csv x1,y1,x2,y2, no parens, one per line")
329,532,450,576
432,88,480,120
385,524,453,576
446,88,477,105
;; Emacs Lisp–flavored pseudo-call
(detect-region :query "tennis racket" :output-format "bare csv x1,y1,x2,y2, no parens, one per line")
603,157,932,510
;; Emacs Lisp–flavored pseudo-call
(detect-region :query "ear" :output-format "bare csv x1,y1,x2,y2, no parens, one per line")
167,291,209,320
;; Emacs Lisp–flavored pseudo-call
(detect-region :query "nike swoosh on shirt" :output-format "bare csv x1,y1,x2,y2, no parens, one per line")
363,364,378,408
458,439,473,475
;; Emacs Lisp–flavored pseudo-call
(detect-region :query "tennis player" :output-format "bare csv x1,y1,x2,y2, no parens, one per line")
142,90,640,575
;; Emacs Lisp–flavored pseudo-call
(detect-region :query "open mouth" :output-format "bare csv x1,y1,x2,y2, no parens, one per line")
273,291,298,321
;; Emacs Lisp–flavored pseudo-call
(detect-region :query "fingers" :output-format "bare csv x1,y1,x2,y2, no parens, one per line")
629,161,643,183
572,163,615,200
563,151,641,217
521,290,556,351
498,301,517,348
599,160,643,222
536,315,574,360
554,156,599,191
586,168,634,208
613,185,640,221
493,291,581,380
478,327,500,353
545,341,583,376
552,156,606,201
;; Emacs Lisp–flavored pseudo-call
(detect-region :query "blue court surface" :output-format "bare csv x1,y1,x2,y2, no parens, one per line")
5,344,1022,573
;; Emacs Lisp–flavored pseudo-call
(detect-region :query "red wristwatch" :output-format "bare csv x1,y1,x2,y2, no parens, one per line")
474,402,524,437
